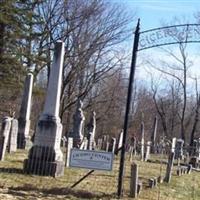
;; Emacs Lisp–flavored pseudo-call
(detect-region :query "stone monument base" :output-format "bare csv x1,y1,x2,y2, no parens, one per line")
17,135,32,149
23,145,64,177
17,118,31,149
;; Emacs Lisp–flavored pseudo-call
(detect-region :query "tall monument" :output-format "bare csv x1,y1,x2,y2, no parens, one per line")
24,41,65,177
17,73,33,149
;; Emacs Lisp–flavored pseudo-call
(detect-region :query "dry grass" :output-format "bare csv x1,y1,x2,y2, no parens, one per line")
0,150,200,199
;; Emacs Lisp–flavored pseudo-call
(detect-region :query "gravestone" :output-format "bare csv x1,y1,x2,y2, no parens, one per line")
65,137,73,167
130,163,138,198
171,138,176,153
144,141,151,161
8,119,18,153
17,73,33,149
109,137,116,153
24,41,65,177
61,136,67,147
115,130,123,154
164,152,175,183
97,138,103,150
69,100,85,148
106,141,110,152
87,111,96,150
0,117,12,160
150,116,157,153
102,135,109,151
80,137,88,150
175,139,184,160
140,122,145,161
193,138,200,158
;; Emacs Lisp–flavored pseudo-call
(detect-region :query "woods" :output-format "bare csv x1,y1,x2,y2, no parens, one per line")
1,0,200,146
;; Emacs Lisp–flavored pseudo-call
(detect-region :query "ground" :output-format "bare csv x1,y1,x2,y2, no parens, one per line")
0,150,200,199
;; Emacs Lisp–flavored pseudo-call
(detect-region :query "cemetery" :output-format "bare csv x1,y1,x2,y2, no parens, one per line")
1,1,200,200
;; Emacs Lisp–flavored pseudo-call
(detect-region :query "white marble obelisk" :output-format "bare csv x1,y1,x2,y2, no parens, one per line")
17,73,33,149
24,41,65,177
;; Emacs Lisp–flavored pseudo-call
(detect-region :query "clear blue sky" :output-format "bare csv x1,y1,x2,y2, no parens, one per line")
109,0,200,31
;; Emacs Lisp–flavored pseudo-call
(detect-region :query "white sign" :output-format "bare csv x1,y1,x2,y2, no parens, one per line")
69,149,114,171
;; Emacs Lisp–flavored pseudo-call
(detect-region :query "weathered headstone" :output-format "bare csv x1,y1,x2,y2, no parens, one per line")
158,176,163,183
191,138,200,158
144,141,151,161
149,178,155,188
61,136,67,147
87,111,96,150
109,137,116,153
0,117,12,160
69,100,85,148
17,73,33,149
24,41,65,177
187,164,192,174
150,116,157,153
115,130,123,154
140,122,145,161
8,119,18,153
175,139,184,160
102,135,109,151
164,152,175,183
97,138,103,150
129,136,137,162
130,163,138,198
80,137,88,150
65,137,73,167
86,133,92,150
189,156,199,168
106,142,110,152
171,138,176,153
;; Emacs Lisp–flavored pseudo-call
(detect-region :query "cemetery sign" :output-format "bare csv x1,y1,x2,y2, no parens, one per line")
69,149,114,171
138,24,200,51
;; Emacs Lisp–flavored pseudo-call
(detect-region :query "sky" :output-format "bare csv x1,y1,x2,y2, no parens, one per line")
108,0,200,90
112,0,200,31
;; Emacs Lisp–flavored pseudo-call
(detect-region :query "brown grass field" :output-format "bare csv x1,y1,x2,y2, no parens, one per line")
0,150,199,200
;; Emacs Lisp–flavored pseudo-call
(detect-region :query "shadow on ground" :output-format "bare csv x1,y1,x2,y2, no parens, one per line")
0,167,24,174
7,185,115,199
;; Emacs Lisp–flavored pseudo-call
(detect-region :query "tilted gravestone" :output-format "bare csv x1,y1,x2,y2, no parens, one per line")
8,119,18,153
69,100,85,148
24,41,65,177
17,73,33,149
80,137,88,150
164,152,175,183
0,117,12,160
115,130,123,154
